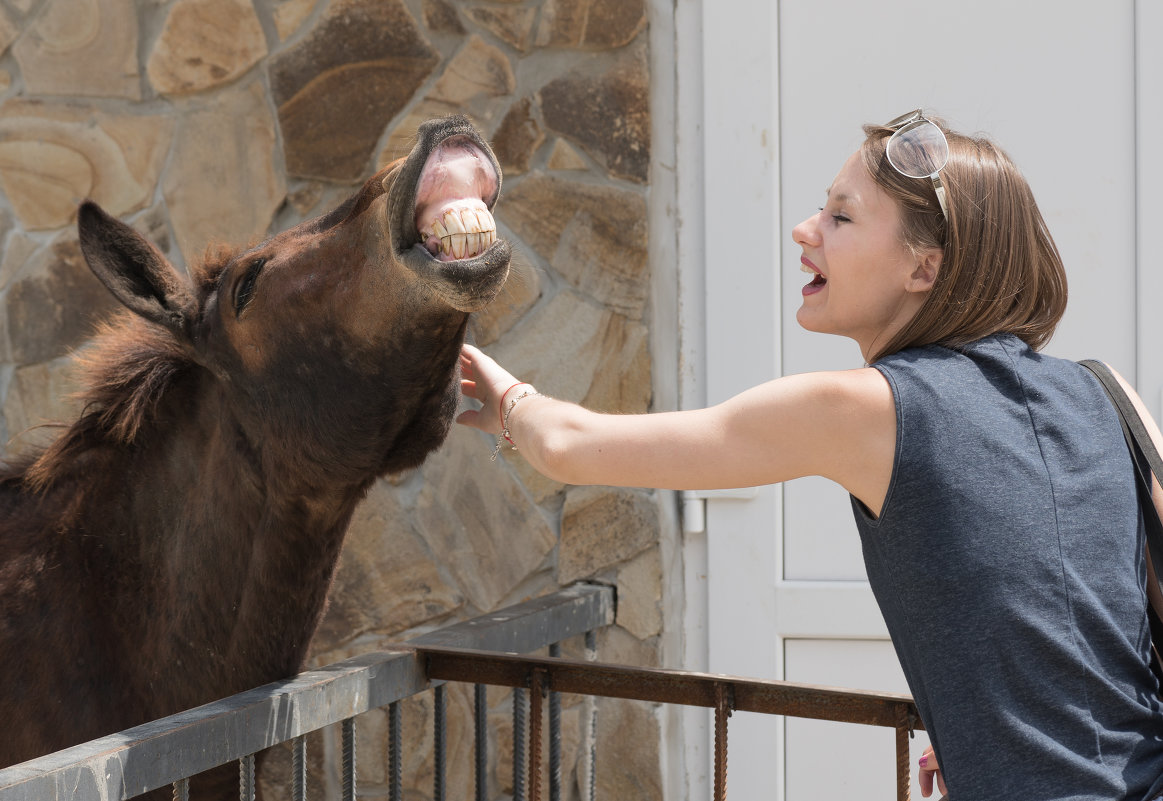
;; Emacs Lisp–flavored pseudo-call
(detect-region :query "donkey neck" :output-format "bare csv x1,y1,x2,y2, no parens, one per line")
119,383,366,684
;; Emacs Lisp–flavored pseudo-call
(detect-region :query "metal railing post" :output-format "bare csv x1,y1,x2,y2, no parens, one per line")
434,685,447,801
547,643,562,801
239,754,255,801
292,736,307,801
340,719,356,801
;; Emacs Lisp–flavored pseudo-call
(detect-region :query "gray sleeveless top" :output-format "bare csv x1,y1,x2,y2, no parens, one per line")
853,334,1163,800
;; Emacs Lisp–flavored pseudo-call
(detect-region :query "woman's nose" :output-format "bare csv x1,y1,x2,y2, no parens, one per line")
792,213,819,247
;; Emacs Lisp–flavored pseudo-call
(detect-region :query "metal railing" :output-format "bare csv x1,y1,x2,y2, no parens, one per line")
0,582,923,801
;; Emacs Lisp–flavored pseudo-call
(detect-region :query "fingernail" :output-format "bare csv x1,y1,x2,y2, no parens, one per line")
919,756,928,767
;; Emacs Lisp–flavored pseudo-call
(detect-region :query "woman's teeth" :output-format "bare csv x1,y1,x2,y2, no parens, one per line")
421,206,497,260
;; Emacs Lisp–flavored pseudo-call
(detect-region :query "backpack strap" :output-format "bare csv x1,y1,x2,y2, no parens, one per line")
1079,359,1163,681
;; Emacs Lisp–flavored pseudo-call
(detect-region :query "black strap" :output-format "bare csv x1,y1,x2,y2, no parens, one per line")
1079,360,1163,682
1079,360,1163,571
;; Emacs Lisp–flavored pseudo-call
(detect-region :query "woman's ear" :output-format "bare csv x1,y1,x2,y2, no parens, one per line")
907,248,942,294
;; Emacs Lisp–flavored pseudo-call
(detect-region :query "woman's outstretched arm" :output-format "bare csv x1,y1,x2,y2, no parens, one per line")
457,344,899,514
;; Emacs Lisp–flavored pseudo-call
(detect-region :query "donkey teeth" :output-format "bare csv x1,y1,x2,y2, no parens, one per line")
426,207,497,259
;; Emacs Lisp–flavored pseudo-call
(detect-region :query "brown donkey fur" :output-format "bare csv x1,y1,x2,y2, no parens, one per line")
0,116,510,797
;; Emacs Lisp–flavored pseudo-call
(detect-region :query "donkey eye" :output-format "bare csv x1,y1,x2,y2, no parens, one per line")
233,258,266,317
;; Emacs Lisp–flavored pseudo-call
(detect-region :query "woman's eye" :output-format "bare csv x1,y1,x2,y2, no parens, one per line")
234,258,266,317
832,214,851,224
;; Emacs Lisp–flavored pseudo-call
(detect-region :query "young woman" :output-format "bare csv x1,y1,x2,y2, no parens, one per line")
457,111,1163,800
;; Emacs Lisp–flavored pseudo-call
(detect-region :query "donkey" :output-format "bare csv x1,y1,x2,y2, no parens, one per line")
0,116,510,796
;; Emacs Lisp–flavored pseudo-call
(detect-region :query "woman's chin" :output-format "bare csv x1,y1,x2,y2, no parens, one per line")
795,306,825,333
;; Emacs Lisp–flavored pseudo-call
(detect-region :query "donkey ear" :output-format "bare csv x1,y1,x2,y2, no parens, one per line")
77,201,196,338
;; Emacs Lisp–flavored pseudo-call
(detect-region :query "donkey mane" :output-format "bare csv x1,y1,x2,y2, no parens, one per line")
13,251,234,494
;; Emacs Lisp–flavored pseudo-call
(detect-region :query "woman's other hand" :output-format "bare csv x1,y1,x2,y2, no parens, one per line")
919,745,947,798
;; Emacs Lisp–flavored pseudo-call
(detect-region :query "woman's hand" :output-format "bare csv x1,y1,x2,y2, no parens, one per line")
456,343,527,436
919,745,947,798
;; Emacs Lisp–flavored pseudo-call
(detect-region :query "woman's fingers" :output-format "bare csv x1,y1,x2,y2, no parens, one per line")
918,746,947,798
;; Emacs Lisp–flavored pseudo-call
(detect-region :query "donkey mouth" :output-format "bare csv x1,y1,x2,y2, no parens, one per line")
412,136,501,263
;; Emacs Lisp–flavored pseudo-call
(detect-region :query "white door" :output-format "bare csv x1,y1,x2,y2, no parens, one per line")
695,2,1162,800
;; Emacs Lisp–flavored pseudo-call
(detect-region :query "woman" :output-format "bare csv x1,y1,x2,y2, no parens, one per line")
457,111,1163,800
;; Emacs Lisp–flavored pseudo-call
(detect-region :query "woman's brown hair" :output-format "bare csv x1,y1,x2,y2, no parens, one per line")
860,118,1068,363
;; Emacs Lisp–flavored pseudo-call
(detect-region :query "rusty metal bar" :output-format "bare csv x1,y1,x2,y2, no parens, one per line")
388,702,401,801
416,645,923,731
434,685,447,801
291,736,306,801
713,684,731,801
548,643,562,801
239,754,255,801
893,720,911,799
474,685,487,801
513,687,526,801
340,718,356,801
529,669,545,801
581,630,597,801
171,778,188,801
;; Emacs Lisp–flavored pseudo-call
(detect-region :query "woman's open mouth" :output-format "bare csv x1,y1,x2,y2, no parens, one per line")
801,260,827,295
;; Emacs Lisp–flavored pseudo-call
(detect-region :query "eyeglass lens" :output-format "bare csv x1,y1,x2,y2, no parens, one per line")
887,120,949,179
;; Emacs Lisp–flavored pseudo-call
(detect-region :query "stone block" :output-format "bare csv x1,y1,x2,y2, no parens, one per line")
593,698,662,801
535,0,647,50
5,234,122,365
415,425,556,612
588,619,661,667
0,231,37,292
490,291,602,402
13,0,141,99
490,290,649,418
500,175,648,319
162,81,285,262
492,97,544,175
468,255,541,347
579,311,651,414
464,5,537,52
2,357,84,455
0,6,18,54
539,45,650,183
273,0,319,41
270,0,439,181
147,0,268,96
377,37,514,165
0,100,173,230
423,0,465,35
435,35,516,105
616,549,662,640
312,480,464,652
559,485,658,583
547,140,588,171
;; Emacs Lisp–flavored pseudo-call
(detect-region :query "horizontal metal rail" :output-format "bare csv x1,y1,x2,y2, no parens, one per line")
415,644,923,730
0,584,615,801
416,645,923,801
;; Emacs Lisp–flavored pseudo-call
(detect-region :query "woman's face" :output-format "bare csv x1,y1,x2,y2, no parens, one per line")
792,151,936,361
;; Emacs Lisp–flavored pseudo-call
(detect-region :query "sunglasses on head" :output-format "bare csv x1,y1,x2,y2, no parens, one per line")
884,109,950,222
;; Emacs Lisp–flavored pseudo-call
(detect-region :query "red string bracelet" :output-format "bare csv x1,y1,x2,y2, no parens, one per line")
498,382,530,429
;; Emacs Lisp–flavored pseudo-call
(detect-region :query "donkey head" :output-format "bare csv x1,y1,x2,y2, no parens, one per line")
76,116,511,486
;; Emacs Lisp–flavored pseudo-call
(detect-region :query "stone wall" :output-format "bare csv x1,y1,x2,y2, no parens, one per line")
0,1,665,800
